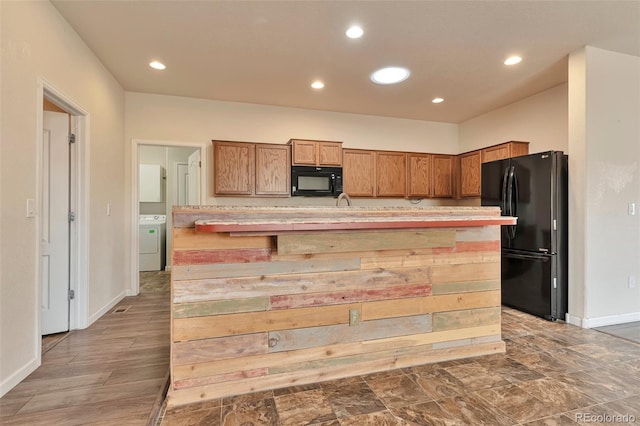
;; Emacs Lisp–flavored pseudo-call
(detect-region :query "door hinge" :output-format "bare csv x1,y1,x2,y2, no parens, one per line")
553,219,557,231
199,160,202,167
68,211,76,222
69,289,75,300
68,133,76,144
553,278,557,289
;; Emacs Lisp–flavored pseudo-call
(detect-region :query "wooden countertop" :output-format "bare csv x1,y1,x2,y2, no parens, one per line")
171,206,516,233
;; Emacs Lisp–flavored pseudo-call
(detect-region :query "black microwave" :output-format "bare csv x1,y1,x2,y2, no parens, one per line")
291,166,343,197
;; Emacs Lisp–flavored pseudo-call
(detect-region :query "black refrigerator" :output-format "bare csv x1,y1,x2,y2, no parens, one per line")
481,151,568,321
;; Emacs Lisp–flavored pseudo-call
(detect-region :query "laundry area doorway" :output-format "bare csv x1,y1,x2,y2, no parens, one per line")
137,144,202,282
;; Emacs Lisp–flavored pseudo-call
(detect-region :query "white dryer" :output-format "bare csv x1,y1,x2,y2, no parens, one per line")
139,215,166,271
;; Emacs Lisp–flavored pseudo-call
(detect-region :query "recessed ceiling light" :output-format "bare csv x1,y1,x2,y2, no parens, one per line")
504,56,522,66
149,61,166,70
346,25,364,39
432,97,444,104
370,67,410,85
311,81,325,89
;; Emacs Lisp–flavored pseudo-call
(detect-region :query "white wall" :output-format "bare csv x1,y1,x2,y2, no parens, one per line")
0,1,126,396
459,84,568,155
570,47,640,325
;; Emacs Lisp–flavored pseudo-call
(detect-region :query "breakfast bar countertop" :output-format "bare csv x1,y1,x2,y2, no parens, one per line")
170,205,516,233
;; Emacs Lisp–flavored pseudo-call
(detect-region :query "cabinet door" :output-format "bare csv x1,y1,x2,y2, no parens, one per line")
343,149,375,197
318,142,343,166
482,141,529,163
431,154,454,198
213,141,254,195
481,144,510,163
508,142,529,158
291,140,317,165
459,150,482,197
376,151,406,197
255,144,291,196
407,153,431,198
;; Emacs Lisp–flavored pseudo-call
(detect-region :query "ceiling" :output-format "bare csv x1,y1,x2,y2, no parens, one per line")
51,1,640,124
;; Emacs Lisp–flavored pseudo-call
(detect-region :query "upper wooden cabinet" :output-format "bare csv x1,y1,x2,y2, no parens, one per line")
481,141,529,163
457,141,529,198
255,143,291,196
213,141,255,195
343,149,375,197
376,151,407,197
213,140,290,197
459,150,482,198
289,139,343,167
431,154,455,198
344,150,453,199
407,153,431,198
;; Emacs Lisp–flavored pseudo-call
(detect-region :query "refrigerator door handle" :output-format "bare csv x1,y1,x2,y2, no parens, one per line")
501,167,510,215
511,168,518,218
506,166,517,240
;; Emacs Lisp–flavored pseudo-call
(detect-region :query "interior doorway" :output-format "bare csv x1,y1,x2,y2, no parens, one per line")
130,140,207,296
38,82,90,350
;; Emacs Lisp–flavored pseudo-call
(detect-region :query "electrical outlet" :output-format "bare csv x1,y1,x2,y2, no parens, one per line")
349,309,359,326
629,275,637,289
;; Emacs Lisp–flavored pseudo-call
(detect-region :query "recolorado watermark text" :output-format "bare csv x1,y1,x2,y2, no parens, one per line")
575,413,636,423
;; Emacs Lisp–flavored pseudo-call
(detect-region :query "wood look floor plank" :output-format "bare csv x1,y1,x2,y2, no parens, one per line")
18,371,164,414
68,345,169,365
0,395,33,417
23,356,170,382
103,363,169,386
2,394,157,426
7,372,112,399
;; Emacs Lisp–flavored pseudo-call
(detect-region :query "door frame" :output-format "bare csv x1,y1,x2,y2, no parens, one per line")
129,139,208,296
36,79,90,355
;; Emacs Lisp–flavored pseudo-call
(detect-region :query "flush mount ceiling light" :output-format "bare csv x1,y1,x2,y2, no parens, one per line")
311,81,325,89
346,25,364,39
432,97,444,104
370,67,410,85
149,60,166,70
504,56,522,66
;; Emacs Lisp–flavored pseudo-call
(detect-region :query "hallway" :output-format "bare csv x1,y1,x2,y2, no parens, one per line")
0,272,170,425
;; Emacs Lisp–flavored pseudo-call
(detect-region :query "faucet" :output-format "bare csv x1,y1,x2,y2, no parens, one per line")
336,192,352,207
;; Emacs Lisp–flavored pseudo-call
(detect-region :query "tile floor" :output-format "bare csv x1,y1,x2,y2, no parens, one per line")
160,308,640,425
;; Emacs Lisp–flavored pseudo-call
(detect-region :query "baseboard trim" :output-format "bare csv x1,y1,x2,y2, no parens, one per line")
583,312,640,329
0,357,39,398
88,290,127,326
565,313,584,328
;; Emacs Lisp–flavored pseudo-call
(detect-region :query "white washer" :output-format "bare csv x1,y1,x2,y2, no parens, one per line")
139,215,166,271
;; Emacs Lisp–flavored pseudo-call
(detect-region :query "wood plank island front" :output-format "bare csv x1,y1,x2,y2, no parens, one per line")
167,206,516,407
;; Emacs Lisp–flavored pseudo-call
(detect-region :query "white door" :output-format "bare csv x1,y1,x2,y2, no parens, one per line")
176,163,188,205
41,111,70,335
187,150,200,205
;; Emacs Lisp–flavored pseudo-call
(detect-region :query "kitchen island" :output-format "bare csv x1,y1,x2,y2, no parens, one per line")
167,206,515,407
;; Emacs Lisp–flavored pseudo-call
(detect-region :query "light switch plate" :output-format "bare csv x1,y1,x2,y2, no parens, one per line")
26,198,36,218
